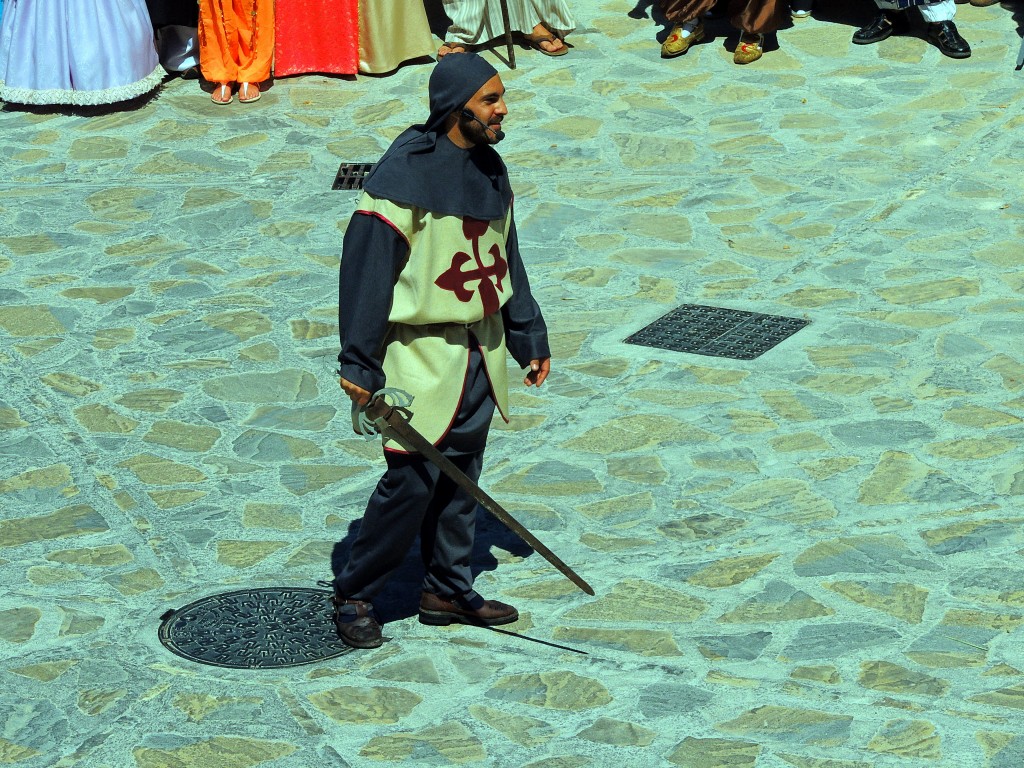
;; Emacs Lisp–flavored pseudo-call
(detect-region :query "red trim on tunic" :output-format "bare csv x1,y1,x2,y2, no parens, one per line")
355,210,411,247
475,336,509,424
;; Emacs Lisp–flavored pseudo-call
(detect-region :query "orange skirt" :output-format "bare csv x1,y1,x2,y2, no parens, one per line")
198,0,274,84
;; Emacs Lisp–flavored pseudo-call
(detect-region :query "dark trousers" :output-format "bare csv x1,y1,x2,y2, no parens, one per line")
335,449,484,601
335,346,495,604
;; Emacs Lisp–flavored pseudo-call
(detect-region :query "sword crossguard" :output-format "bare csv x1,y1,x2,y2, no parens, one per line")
352,387,414,440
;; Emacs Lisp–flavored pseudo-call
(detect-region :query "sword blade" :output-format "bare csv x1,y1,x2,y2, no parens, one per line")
366,399,594,596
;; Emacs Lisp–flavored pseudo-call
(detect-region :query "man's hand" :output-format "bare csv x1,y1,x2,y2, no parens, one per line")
340,377,372,406
524,357,550,387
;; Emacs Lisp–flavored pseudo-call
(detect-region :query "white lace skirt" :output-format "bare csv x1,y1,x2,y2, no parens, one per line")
0,0,163,105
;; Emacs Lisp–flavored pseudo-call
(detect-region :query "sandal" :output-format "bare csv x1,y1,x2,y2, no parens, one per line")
437,41,467,58
238,82,261,103
211,83,232,105
523,31,568,56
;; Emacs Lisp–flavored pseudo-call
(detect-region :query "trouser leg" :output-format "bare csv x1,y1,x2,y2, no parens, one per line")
420,451,484,598
918,1,956,22
236,0,274,82
659,0,718,24
335,453,436,601
442,0,485,44
198,0,239,82
730,0,785,34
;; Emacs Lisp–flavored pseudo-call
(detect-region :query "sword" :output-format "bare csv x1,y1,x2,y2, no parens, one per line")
361,394,594,596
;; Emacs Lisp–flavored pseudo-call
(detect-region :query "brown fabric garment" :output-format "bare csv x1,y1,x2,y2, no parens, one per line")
658,0,784,34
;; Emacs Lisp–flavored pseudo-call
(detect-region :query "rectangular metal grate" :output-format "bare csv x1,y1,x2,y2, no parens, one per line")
625,304,808,360
332,162,375,190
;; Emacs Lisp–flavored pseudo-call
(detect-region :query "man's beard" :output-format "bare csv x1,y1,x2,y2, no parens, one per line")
458,114,501,145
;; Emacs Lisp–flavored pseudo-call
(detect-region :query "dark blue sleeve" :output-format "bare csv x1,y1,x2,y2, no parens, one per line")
337,212,407,393
501,214,550,367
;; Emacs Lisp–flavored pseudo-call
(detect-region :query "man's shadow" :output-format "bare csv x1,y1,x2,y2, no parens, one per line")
330,506,534,623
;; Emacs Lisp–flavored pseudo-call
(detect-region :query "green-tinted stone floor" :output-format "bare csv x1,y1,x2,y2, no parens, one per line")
2,2,1024,766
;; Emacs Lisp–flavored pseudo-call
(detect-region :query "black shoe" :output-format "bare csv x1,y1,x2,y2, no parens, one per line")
852,12,904,45
928,21,971,59
332,596,383,649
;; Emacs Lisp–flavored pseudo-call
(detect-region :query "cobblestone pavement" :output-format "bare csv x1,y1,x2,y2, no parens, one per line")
3,1,1024,766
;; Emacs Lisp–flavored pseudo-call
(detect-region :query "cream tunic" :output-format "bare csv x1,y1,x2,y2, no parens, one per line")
354,193,515,448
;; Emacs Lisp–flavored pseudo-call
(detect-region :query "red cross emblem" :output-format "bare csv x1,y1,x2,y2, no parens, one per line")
434,217,508,316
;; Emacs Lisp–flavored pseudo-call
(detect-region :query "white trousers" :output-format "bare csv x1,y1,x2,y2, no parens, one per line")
443,0,576,45
874,0,955,22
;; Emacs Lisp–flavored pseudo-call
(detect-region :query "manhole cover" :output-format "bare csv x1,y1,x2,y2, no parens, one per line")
332,162,375,190
158,588,352,668
625,304,808,360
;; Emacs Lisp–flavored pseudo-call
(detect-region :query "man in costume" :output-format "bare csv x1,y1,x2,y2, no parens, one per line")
853,0,970,58
657,0,784,65
333,53,551,649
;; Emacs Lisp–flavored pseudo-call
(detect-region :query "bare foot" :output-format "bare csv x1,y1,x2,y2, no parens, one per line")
525,23,565,54
211,83,232,105
437,41,467,58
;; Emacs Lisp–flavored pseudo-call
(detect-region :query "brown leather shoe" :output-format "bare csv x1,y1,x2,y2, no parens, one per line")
332,596,383,648
418,591,518,626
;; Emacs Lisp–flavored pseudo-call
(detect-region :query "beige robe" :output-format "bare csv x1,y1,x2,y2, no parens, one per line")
359,0,436,74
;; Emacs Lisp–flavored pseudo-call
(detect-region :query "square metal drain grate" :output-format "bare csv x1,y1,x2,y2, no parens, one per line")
625,304,808,360
332,162,375,190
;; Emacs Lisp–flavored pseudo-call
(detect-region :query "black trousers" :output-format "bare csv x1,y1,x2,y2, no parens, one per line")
335,346,495,605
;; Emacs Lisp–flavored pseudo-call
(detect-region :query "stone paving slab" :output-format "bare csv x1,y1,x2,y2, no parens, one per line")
2,1,1024,766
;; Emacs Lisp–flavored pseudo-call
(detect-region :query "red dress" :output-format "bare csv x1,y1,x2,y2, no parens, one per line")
274,0,359,77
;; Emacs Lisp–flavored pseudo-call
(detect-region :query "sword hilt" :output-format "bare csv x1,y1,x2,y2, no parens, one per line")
352,387,413,439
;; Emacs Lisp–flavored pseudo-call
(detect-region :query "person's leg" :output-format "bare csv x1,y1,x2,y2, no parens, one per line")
853,0,908,45
659,0,716,23
731,0,784,34
439,0,482,54
659,0,717,58
419,451,482,600
198,0,238,102
331,453,438,648
236,0,274,100
919,0,970,57
731,0,785,63
918,0,956,21
336,455,436,603
416,447,517,626
521,0,576,54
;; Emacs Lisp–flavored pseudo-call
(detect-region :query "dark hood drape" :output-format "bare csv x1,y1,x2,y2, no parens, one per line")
362,53,512,221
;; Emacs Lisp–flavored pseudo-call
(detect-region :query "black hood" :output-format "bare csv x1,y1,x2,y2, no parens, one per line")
362,53,512,221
